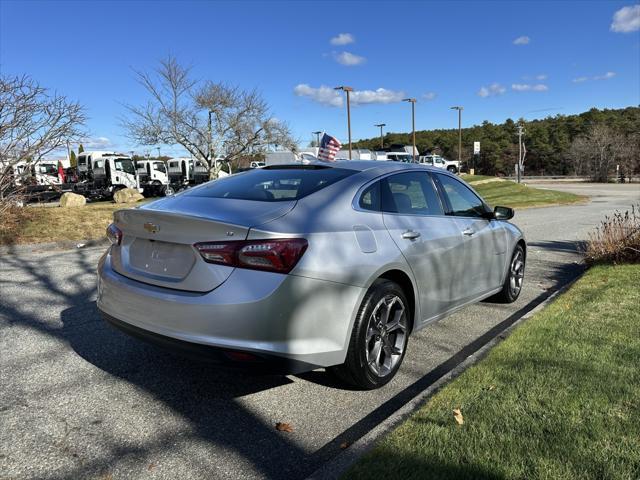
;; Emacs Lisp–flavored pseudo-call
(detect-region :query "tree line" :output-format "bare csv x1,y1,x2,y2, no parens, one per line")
353,106,640,179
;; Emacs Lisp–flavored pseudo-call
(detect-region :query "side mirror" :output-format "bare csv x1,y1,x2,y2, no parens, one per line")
494,205,514,220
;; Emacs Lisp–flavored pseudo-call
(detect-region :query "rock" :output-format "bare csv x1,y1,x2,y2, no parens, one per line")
59,192,86,207
113,188,144,204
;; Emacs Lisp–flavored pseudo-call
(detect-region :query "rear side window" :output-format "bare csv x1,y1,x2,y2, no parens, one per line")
381,172,443,215
187,166,356,202
359,182,381,211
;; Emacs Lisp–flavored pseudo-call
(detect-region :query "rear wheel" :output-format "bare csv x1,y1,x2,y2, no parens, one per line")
490,244,525,303
330,280,410,389
447,165,458,174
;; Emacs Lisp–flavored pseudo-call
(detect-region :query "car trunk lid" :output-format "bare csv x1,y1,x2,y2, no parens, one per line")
110,196,295,292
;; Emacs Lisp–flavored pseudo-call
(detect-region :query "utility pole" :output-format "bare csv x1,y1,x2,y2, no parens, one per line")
312,131,322,147
208,110,214,166
403,98,417,162
334,86,353,159
516,124,524,184
450,106,463,165
374,123,386,149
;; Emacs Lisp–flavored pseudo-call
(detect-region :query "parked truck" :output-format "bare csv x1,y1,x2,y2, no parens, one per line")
71,151,141,198
135,159,174,197
418,154,461,173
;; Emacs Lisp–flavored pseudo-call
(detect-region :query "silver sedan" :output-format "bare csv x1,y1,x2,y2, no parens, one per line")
97,161,525,389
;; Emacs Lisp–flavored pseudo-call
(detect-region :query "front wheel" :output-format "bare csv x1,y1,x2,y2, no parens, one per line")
330,280,410,389
490,244,525,303
447,165,458,174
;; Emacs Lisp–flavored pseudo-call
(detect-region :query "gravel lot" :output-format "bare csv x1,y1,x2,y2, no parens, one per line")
1,183,638,480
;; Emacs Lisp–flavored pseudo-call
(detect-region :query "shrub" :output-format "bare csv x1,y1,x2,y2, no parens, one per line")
585,203,640,264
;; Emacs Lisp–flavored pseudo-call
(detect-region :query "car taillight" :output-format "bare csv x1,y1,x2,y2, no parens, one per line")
194,239,308,274
106,223,122,246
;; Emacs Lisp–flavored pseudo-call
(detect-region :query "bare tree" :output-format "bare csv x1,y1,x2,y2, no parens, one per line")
0,74,86,209
122,56,295,177
568,124,626,182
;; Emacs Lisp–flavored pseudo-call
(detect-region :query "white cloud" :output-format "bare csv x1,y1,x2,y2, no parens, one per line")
573,72,617,83
293,84,405,107
422,92,437,100
536,74,548,80
334,51,366,66
82,136,113,149
611,5,640,33
293,84,342,107
512,83,549,92
513,36,530,45
351,88,405,105
330,33,355,45
478,83,506,97
594,71,617,80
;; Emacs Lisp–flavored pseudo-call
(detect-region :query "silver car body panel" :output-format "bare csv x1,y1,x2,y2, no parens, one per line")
97,161,525,367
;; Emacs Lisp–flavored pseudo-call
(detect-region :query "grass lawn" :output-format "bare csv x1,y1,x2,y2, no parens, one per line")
0,201,144,245
346,264,640,480
473,179,586,209
460,174,499,183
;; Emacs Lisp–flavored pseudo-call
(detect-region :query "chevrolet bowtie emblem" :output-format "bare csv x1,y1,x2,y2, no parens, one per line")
143,222,159,233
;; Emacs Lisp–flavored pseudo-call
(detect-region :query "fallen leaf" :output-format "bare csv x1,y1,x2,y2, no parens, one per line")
275,422,293,433
453,408,464,425
340,441,350,449
148,462,156,471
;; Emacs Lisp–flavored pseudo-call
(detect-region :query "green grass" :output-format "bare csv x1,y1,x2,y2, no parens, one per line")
346,264,640,480
460,174,498,183
0,201,145,245
473,180,586,209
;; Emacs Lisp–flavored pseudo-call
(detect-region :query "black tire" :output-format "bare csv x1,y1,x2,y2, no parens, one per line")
447,166,458,174
329,279,410,389
163,185,175,197
489,244,525,303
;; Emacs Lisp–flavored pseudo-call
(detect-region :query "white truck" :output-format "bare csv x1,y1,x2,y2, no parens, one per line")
135,159,174,196
72,151,141,198
3,159,65,201
419,154,461,173
167,158,210,189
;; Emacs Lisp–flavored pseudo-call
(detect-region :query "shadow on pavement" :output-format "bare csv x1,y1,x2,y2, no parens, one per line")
1,239,586,479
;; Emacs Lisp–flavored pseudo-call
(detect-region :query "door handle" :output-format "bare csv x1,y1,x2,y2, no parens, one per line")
462,228,475,236
402,230,421,240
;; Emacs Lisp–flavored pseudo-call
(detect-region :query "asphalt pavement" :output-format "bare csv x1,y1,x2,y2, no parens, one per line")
1,182,638,480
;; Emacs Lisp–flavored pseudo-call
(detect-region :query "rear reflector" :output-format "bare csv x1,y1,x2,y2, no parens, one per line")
106,223,122,246
194,238,308,274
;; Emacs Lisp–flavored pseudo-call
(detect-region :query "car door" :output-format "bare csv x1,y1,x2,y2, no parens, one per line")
433,173,507,301
380,171,466,325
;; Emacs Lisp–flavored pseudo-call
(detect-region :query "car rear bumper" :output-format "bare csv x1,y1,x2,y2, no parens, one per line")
97,251,364,369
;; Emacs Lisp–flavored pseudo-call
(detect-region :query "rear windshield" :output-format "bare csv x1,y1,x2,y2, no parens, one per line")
186,166,356,202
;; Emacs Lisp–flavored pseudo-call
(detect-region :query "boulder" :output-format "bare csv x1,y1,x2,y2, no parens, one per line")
113,188,144,204
59,192,86,208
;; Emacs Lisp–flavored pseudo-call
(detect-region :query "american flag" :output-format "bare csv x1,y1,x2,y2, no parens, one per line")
317,133,342,162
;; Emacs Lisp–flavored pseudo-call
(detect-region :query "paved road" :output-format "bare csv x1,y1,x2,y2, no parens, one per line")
1,183,638,480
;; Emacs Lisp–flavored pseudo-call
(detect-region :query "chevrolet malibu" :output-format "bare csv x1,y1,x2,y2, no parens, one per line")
97,161,526,389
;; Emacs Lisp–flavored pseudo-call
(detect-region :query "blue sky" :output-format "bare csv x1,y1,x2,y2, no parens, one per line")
1,0,639,156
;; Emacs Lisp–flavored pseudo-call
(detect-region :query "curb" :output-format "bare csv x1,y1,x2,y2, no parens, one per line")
306,276,582,480
0,237,109,255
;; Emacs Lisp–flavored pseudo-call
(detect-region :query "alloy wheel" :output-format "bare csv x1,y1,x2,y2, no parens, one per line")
365,294,408,377
509,249,525,297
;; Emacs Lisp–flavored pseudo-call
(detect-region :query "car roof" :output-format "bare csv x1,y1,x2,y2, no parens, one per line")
270,160,441,174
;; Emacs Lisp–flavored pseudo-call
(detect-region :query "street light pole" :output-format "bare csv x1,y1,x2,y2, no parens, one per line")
403,98,417,162
334,86,354,159
312,131,322,147
516,124,524,184
374,123,386,149
450,106,463,166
